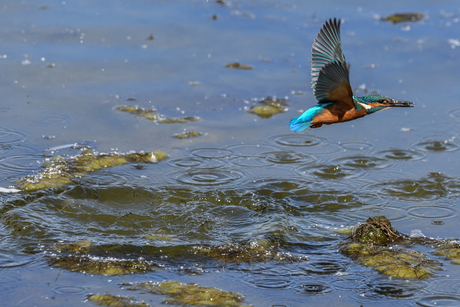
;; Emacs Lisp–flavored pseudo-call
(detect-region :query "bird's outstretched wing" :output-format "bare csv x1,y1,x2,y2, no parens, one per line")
311,18,353,107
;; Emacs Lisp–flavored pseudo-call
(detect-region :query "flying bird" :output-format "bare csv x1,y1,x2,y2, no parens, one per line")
289,18,414,132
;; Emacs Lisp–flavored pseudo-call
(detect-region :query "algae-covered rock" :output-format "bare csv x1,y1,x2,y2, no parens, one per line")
88,294,148,307
249,96,288,118
352,216,403,245
15,150,168,192
341,216,443,279
47,241,157,276
173,131,202,139
342,243,441,279
50,255,155,275
381,13,424,23
116,105,200,123
433,239,460,264
194,239,306,264
225,62,253,70
116,105,162,121
124,280,251,306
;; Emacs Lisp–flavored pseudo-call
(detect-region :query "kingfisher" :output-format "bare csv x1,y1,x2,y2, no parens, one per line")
289,18,414,132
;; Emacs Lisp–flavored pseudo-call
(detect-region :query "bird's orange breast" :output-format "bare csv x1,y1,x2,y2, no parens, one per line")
311,104,367,125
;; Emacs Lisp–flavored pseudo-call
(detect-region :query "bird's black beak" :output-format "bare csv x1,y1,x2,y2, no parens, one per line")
388,99,415,107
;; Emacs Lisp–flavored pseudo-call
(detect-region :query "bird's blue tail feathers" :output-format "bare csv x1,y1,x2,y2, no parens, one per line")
289,104,329,133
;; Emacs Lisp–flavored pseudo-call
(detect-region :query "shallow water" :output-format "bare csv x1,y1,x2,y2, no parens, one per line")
2,0,460,306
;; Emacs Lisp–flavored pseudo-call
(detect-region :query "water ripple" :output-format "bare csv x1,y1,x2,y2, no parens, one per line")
226,144,278,156
270,134,339,154
51,285,86,295
375,149,426,161
299,260,346,275
416,295,460,307
245,276,291,289
0,154,43,178
190,148,234,159
39,114,70,124
0,127,27,144
412,136,459,152
340,141,374,151
407,206,456,219
167,157,225,168
330,155,391,170
173,169,243,186
299,282,332,295
264,151,312,164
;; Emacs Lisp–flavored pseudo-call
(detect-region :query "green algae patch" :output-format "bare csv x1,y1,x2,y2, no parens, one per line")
341,216,443,279
124,280,251,306
53,240,93,254
15,150,168,192
116,105,162,121
225,62,253,70
160,116,200,124
433,239,460,264
47,241,158,276
194,239,307,264
173,131,202,139
342,243,441,279
116,105,200,123
88,294,148,307
249,96,288,118
49,255,156,275
381,13,424,23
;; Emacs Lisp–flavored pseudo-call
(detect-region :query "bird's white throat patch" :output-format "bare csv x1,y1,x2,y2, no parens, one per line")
357,101,371,110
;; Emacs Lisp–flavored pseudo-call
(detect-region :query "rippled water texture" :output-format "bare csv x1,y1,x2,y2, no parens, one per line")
1,1,460,306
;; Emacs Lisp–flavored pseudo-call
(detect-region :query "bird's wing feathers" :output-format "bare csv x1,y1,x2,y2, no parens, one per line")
311,18,353,108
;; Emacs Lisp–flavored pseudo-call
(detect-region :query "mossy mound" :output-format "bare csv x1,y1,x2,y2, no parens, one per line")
124,280,251,306
352,216,404,245
15,150,168,192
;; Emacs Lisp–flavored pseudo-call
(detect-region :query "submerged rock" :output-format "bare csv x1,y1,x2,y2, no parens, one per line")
15,150,168,192
341,216,443,279
124,280,251,306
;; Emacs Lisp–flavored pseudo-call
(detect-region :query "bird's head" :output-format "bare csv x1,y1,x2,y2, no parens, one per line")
353,94,414,114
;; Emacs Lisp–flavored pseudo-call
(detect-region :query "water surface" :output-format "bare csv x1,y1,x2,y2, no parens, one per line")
1,0,460,306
